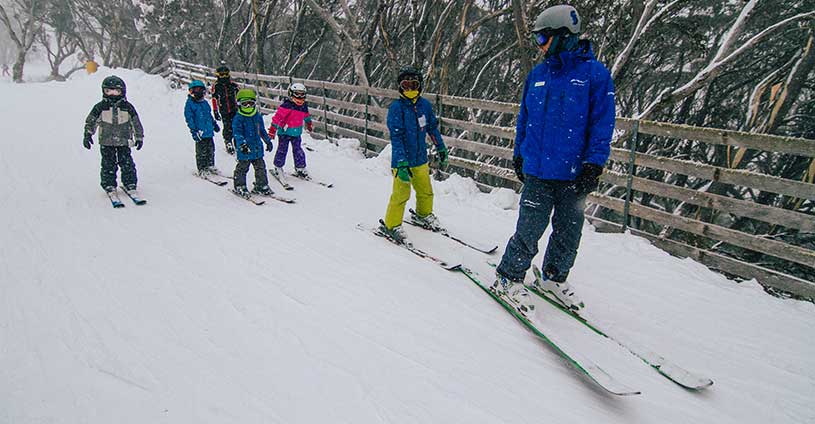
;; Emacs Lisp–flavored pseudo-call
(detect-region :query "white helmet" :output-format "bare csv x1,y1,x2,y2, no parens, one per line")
288,82,307,99
533,5,582,35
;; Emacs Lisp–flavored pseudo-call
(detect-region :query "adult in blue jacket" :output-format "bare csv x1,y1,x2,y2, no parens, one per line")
380,66,449,247
494,5,615,313
231,88,273,196
184,80,220,174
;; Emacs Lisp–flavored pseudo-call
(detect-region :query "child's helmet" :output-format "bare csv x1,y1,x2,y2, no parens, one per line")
236,88,258,117
215,65,230,79
188,79,206,100
288,82,307,99
102,75,126,101
236,88,257,102
397,66,423,94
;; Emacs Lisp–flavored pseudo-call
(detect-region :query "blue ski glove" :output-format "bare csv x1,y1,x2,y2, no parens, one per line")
394,160,411,183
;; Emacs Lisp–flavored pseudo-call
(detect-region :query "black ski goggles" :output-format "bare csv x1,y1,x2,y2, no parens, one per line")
239,100,256,107
399,79,420,91
290,90,307,99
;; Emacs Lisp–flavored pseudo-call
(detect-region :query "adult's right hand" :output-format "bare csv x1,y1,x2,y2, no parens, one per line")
513,156,524,183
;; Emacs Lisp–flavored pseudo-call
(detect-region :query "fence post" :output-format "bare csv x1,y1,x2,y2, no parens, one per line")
621,119,639,232
364,88,370,154
322,82,329,141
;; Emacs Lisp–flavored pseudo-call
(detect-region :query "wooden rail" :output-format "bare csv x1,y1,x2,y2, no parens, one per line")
168,59,815,299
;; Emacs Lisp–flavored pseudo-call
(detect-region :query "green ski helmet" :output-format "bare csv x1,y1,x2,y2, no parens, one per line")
236,88,257,117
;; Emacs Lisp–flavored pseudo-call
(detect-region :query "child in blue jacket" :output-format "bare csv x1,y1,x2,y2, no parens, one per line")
232,88,274,196
184,80,220,175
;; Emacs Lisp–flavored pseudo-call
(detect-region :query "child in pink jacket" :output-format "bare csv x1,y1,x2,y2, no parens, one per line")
268,83,313,178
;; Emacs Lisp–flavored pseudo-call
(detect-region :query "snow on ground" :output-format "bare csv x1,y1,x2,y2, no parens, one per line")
1,68,813,424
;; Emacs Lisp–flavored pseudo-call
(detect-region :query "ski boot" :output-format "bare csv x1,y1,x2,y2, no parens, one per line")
534,265,584,312
252,185,274,196
410,212,445,232
493,271,534,315
233,185,250,198
103,185,116,193
294,167,311,180
125,184,137,191
206,166,221,176
378,222,412,248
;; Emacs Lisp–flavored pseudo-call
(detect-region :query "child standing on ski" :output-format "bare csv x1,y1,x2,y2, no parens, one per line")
184,79,221,175
379,66,449,247
83,75,145,194
211,65,239,155
267,82,313,179
232,88,274,196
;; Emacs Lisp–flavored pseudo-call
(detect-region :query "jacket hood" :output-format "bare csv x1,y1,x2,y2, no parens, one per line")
546,39,595,69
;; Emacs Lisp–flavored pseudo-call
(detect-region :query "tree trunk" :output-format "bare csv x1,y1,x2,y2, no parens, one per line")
12,49,26,83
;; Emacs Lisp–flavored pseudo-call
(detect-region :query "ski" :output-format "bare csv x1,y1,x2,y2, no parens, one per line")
529,265,713,390
194,172,229,186
231,189,265,205
453,265,641,396
252,190,296,204
407,209,498,254
290,172,333,188
356,221,460,270
105,188,125,208
120,187,147,205
269,170,294,191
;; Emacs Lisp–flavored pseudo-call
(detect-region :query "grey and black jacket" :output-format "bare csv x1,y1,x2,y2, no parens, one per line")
84,99,145,147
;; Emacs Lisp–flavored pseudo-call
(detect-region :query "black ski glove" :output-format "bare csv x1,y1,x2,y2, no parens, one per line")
265,141,274,152
574,163,604,196
512,156,524,183
213,122,220,133
214,110,221,121
83,134,93,150
240,143,251,154
135,138,143,151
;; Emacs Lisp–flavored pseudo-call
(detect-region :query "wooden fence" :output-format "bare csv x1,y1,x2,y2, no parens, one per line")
167,58,815,299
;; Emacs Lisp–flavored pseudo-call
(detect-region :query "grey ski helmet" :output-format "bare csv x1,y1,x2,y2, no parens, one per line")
533,5,581,35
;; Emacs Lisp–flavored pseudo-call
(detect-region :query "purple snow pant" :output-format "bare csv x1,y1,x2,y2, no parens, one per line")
273,134,306,168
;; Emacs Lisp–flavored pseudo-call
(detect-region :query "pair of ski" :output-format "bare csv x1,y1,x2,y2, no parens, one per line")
105,187,147,208
269,169,333,191
360,222,713,395
195,172,295,205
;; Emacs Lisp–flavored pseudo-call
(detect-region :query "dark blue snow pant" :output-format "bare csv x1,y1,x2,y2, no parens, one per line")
496,175,586,283
100,145,137,189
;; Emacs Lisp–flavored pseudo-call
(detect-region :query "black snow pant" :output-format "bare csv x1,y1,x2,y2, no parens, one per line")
496,175,586,283
195,137,215,171
222,112,236,149
100,145,137,189
233,158,268,190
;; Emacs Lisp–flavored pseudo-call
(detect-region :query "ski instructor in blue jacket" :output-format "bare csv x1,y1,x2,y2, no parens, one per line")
493,5,615,313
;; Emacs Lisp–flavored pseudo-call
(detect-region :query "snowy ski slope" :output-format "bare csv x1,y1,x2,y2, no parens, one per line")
1,67,813,423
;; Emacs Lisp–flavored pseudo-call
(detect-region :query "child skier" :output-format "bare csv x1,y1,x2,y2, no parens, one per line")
83,75,145,194
379,66,449,246
210,65,239,155
184,79,221,175
232,88,274,196
267,82,313,180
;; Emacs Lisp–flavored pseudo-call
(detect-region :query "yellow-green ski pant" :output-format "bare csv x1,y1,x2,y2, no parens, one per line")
384,163,433,229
